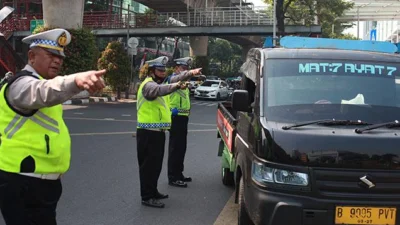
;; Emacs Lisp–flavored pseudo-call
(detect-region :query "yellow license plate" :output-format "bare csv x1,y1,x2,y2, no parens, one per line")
335,206,396,225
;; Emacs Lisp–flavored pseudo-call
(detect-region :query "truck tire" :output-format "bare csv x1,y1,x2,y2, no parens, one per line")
238,177,254,225
222,167,234,186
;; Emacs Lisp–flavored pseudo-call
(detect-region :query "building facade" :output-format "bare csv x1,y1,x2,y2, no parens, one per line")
360,20,399,43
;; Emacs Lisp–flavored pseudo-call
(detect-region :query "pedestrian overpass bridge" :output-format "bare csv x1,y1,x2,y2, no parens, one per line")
5,6,320,56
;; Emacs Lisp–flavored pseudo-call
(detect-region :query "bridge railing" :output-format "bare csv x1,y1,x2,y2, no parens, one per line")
5,6,318,31
153,6,274,27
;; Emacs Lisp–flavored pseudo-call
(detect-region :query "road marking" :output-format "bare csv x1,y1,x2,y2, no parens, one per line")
189,122,215,127
121,114,131,117
213,193,238,225
206,103,216,106
198,102,211,106
70,129,216,136
73,112,84,115
192,102,200,105
64,117,135,122
62,105,88,110
64,117,215,126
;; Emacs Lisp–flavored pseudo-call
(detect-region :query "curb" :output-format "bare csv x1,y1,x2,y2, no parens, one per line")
63,97,117,105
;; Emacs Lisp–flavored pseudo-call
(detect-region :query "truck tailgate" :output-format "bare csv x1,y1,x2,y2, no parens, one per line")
217,102,237,153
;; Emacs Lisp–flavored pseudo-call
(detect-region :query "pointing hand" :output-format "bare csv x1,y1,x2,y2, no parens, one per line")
75,69,106,94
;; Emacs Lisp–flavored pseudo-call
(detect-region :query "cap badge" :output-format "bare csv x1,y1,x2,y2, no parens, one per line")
57,32,68,47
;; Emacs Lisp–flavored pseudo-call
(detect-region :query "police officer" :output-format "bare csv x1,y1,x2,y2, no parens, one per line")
166,57,200,188
0,28,106,224
137,56,201,208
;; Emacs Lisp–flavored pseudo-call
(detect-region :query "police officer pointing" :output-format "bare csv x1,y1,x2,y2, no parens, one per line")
136,56,201,208
166,57,197,188
0,28,106,225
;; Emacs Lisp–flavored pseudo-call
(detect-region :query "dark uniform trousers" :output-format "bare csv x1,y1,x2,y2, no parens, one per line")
136,128,165,201
168,115,189,181
0,170,62,225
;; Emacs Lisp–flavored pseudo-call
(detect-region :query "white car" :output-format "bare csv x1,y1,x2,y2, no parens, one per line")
194,80,230,100
188,75,206,95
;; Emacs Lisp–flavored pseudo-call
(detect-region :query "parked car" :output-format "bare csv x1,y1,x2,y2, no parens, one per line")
194,79,229,100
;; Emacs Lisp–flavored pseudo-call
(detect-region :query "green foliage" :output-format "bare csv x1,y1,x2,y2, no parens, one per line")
208,38,243,77
192,56,209,75
144,8,157,14
265,0,354,37
98,41,131,91
329,33,360,40
32,26,99,74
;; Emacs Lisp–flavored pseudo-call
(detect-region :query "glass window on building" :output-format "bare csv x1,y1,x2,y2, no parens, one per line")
29,1,42,14
85,0,109,12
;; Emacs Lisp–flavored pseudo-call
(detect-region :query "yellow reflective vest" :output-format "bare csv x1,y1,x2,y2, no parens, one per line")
0,73,71,174
137,77,172,129
167,73,191,116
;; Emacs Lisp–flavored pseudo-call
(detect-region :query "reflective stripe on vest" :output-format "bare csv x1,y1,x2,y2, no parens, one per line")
137,77,171,129
0,75,71,174
166,74,191,116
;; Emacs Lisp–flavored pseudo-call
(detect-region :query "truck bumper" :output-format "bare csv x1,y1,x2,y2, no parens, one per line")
246,181,400,225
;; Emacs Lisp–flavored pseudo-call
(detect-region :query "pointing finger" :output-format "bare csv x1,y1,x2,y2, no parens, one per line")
95,69,106,77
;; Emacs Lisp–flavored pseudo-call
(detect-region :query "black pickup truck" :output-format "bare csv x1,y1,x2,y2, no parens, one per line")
216,36,400,225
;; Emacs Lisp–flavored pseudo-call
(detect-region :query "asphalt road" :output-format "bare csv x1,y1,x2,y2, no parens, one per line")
0,99,237,225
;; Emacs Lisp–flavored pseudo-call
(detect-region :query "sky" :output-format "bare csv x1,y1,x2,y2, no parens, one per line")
248,0,268,7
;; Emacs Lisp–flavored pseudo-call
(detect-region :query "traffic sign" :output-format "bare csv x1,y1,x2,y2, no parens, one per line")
30,20,44,33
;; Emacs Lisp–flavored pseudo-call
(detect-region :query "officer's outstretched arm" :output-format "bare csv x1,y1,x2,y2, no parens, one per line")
169,68,202,83
7,70,106,112
142,81,182,101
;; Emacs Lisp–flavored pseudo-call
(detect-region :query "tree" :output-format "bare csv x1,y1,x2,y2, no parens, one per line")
33,26,99,75
98,41,131,99
209,39,232,74
192,56,209,75
331,33,360,40
208,38,243,77
265,0,354,38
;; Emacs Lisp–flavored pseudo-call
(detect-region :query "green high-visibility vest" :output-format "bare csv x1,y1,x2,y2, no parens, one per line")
0,74,71,174
167,73,191,116
137,77,171,129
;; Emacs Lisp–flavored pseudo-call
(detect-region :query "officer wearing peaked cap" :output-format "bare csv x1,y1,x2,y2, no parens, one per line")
166,57,201,188
0,28,106,225
136,56,201,208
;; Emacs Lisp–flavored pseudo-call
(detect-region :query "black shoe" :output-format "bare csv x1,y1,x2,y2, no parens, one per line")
155,192,169,199
182,176,192,182
169,180,188,188
141,198,165,208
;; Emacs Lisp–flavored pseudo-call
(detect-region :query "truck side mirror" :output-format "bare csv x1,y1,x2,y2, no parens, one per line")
232,90,249,112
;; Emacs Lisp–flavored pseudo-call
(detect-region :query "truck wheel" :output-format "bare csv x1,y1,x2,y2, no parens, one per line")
222,167,234,186
238,177,254,225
